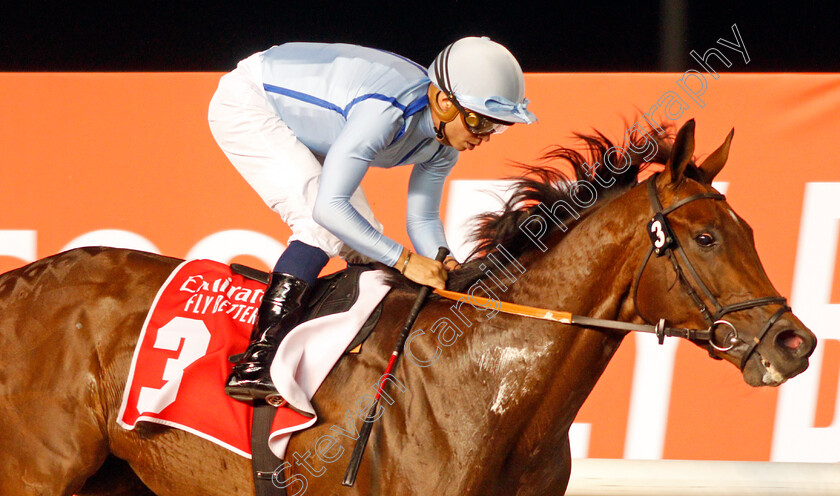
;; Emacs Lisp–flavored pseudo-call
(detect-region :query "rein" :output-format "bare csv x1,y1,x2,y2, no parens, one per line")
433,288,710,344
435,174,787,369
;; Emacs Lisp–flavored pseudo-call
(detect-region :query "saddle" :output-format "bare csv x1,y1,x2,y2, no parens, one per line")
230,263,387,496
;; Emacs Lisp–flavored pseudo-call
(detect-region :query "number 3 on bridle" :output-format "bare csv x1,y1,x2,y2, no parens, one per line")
647,212,675,255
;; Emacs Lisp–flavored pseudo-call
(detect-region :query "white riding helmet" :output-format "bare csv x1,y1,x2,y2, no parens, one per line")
428,37,537,124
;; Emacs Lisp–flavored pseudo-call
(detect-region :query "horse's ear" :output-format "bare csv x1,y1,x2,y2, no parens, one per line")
697,128,734,184
664,119,696,184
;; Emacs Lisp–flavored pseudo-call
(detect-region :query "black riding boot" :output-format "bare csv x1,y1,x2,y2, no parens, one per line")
225,273,312,402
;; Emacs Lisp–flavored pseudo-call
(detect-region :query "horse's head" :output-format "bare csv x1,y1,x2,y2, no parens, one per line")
634,119,816,386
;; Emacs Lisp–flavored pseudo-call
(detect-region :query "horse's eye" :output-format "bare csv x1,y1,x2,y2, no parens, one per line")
696,233,716,247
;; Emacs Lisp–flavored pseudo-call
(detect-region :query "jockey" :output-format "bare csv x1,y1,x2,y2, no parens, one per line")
208,36,537,403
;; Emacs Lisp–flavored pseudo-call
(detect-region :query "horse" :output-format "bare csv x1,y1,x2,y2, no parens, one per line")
0,119,816,495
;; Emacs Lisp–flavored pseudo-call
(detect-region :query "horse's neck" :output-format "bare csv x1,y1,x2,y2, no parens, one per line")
512,189,647,322
458,189,648,487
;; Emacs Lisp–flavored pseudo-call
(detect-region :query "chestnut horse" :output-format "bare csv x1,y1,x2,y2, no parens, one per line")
0,120,816,495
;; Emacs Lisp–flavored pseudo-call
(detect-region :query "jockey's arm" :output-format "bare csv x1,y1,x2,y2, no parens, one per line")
313,154,403,266
313,112,450,287
312,106,405,265
313,157,448,288
406,159,455,260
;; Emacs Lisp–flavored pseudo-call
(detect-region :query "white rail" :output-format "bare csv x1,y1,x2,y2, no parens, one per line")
566,459,840,495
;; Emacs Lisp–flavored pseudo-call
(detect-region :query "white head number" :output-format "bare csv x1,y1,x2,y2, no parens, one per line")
651,220,666,249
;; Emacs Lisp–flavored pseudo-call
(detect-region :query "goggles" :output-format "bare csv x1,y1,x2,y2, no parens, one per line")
449,96,511,136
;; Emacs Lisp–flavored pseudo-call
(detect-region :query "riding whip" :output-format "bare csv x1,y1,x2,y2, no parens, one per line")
342,246,449,487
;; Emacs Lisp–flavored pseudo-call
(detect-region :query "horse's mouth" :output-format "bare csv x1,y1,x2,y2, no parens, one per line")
759,356,787,386
743,351,809,387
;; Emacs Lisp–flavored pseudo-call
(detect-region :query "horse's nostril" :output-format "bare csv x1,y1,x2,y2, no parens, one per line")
776,329,805,352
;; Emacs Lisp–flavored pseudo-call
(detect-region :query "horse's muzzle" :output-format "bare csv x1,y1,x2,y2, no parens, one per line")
740,318,817,387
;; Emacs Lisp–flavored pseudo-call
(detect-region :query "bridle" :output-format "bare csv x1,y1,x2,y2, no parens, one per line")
633,173,789,370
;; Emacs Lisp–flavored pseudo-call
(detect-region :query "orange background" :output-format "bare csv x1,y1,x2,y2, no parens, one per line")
2,72,839,461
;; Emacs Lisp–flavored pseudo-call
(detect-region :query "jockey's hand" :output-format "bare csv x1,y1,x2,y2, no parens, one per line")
443,256,461,272
399,251,447,289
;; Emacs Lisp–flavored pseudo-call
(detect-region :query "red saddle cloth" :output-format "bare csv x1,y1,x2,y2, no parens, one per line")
117,260,319,458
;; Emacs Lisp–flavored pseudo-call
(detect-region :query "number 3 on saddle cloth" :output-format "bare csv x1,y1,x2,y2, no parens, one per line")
117,259,389,460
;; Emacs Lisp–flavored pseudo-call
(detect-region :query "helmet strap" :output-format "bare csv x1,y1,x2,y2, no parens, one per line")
435,120,451,146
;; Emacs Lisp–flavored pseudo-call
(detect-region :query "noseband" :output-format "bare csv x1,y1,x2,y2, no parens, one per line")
634,174,789,370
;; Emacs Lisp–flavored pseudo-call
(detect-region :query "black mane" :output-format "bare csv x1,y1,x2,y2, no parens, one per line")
446,123,688,292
